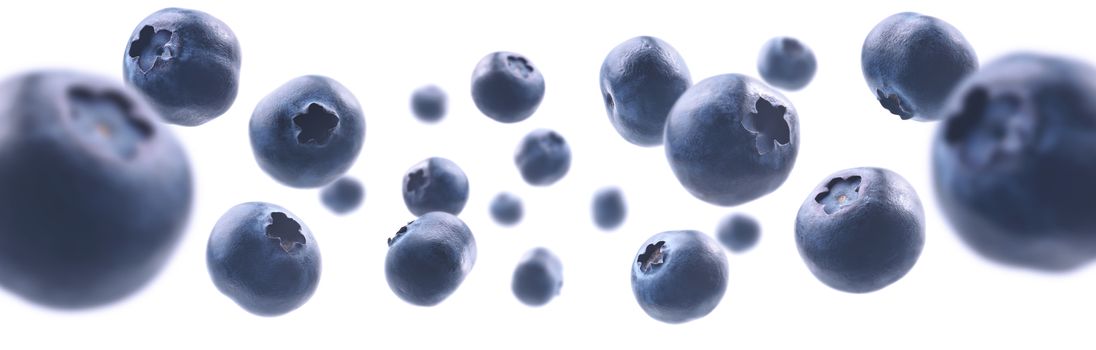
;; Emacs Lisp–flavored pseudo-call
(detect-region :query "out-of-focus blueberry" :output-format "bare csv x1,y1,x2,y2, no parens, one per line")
320,176,364,215
471,51,545,123
514,129,571,186
631,230,728,324
716,213,761,253
592,187,626,230
757,36,816,91
600,36,692,146
512,247,563,307
386,212,477,306
490,192,523,226
411,85,447,123
402,157,470,216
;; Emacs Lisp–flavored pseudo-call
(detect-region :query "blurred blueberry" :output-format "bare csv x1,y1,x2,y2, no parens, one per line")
490,192,523,226
471,51,545,123
320,177,364,215
515,129,571,186
757,36,816,91
716,213,760,253
592,187,626,230
402,157,470,216
512,247,563,307
411,85,447,123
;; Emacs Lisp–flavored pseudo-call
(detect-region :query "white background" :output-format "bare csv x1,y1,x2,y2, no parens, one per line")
1,0,1093,348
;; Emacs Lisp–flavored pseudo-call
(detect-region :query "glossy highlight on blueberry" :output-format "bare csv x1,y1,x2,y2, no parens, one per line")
207,202,321,316
386,212,477,306
515,129,572,186
592,187,626,230
123,7,241,126
862,12,977,121
411,85,447,123
600,36,692,146
757,36,816,91
717,213,761,253
490,192,523,226
631,230,728,324
320,176,364,215
402,157,470,216
933,53,1096,271
250,75,365,188
796,167,924,293
471,51,545,123
512,247,563,307
665,74,800,206
0,70,192,309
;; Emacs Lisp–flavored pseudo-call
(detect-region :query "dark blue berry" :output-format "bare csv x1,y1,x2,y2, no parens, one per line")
512,247,563,307
471,51,545,123
631,230,728,324
490,192,523,226
386,212,477,306
716,213,760,253
402,157,469,216
757,36,816,91
592,187,626,230
514,129,571,186
320,176,364,215
411,85,447,123
600,36,692,146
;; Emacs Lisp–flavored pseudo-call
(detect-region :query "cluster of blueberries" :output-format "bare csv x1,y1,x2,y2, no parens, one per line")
0,8,1093,325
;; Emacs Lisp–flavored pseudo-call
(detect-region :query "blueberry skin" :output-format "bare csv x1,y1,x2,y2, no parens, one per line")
796,167,924,293
592,187,627,230
933,53,1096,271
207,202,321,317
757,37,817,91
514,128,571,186
402,157,470,216
665,74,800,206
471,51,545,123
320,177,364,215
717,213,761,253
489,192,523,226
386,212,477,306
123,8,240,126
631,230,727,324
250,75,365,188
862,12,977,121
0,70,192,309
411,85,447,123
600,36,692,146
512,247,563,307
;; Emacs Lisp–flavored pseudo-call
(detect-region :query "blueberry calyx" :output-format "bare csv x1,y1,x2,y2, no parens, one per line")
266,212,306,253
128,25,175,73
388,221,414,247
638,241,666,273
815,176,862,215
67,87,153,159
405,168,429,194
876,89,913,120
293,103,339,145
741,98,791,155
944,87,1030,168
506,55,534,78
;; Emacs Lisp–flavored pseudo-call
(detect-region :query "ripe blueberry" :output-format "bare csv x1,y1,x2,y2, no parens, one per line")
512,247,563,307
600,36,692,146
716,213,761,253
123,8,241,126
490,192,523,226
0,70,192,309
320,176,364,215
592,187,626,230
933,53,1096,271
631,230,728,324
250,75,365,188
514,128,571,186
411,85,447,123
207,202,321,316
402,157,470,216
796,167,924,293
757,36,817,91
862,12,977,121
665,74,800,206
386,212,477,306
471,51,545,123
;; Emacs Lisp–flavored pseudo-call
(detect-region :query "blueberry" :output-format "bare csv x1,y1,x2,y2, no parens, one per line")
207,202,321,316
250,75,365,188
386,212,477,306
592,187,627,230
862,12,977,121
320,176,364,215
933,53,1096,271
514,129,571,186
600,36,692,146
471,51,545,123
631,230,727,324
796,167,924,293
716,213,761,253
0,70,192,309
411,85,447,123
757,37,817,91
512,247,563,307
665,74,800,206
402,157,470,216
489,192,523,226
123,8,241,126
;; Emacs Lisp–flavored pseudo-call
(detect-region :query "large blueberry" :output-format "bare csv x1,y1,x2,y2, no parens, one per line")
716,213,761,253
514,128,571,186
207,202,321,316
933,53,1096,271
411,85,447,123
665,74,800,206
489,192,523,226
631,230,728,324
0,70,192,309
402,157,470,216
600,36,692,146
320,176,364,215
512,247,563,307
862,12,977,121
592,187,627,230
796,167,924,293
123,8,240,126
250,75,365,188
757,37,817,91
386,212,477,306
471,51,545,123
